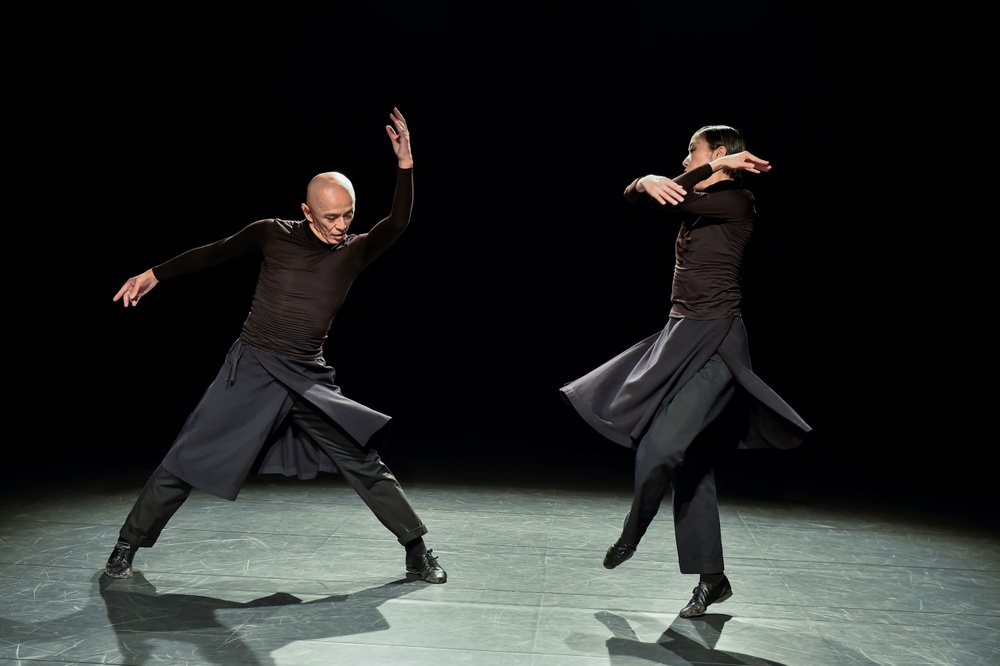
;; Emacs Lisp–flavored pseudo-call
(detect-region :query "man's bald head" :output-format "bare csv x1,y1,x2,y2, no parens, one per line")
302,171,357,245
306,171,356,210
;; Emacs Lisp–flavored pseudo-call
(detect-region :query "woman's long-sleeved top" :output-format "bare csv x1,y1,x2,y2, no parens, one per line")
561,163,811,450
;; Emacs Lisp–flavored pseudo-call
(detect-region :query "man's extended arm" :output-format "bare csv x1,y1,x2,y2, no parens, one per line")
358,107,415,266
113,221,267,308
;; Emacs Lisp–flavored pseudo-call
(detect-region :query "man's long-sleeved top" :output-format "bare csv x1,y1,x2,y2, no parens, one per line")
151,168,413,499
153,167,413,359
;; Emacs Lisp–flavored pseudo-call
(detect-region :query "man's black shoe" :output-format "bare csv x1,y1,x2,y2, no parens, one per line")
406,548,447,584
104,540,136,579
679,575,733,618
603,540,636,569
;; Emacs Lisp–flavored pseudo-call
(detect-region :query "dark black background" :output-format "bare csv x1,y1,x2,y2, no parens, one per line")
25,4,976,513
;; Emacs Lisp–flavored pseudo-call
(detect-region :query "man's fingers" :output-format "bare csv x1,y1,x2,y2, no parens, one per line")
114,279,139,306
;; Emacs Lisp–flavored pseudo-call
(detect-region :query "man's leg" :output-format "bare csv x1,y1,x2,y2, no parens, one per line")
289,399,446,583
105,465,193,578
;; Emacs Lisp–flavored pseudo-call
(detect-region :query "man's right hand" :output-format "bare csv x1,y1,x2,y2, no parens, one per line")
114,269,158,307
386,107,413,169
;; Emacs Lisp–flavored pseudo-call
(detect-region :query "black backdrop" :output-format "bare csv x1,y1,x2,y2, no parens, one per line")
25,4,973,509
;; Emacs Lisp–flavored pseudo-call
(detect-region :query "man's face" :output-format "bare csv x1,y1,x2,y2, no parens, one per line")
682,136,715,172
303,187,355,245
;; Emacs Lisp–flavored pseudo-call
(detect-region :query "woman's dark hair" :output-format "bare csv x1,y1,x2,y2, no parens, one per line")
694,125,745,181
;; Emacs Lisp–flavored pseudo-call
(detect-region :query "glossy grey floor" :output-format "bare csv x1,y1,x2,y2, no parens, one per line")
1,462,997,666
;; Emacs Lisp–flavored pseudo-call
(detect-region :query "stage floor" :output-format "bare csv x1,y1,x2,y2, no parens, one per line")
1,458,997,665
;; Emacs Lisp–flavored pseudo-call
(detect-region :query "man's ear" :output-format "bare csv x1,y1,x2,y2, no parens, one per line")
301,203,313,221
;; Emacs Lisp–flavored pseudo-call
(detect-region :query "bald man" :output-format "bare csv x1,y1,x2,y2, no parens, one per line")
104,108,447,584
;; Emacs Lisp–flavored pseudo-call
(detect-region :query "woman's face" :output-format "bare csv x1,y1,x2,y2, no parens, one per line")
682,135,716,172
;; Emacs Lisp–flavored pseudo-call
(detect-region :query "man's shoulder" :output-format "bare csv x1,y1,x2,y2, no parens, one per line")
271,218,305,231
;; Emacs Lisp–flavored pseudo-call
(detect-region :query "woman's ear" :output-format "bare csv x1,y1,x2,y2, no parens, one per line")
714,146,728,159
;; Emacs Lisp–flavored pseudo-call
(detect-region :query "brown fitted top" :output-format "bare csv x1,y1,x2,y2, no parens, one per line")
152,167,413,359
624,163,754,320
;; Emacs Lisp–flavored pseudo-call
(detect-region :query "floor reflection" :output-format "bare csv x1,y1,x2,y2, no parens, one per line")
594,610,784,665
96,573,420,665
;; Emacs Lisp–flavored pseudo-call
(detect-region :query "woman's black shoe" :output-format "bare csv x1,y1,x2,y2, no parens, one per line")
679,575,733,618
